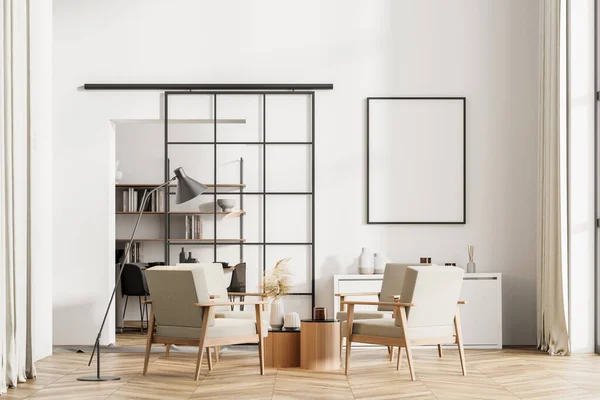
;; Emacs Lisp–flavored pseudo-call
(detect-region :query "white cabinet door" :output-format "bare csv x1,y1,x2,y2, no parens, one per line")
337,279,382,312
460,278,501,346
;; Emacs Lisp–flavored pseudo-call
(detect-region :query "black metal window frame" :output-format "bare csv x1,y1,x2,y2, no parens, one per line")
366,96,467,225
164,90,316,308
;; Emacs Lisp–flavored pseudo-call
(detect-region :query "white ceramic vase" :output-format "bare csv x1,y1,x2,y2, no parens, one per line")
284,312,301,330
374,253,389,274
270,298,285,328
115,160,123,183
359,247,374,274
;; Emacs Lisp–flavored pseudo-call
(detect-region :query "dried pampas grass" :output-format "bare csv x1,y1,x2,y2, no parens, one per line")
262,258,292,299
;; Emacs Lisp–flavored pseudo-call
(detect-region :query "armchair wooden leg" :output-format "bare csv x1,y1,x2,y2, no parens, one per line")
396,347,403,370
165,344,171,358
142,309,155,376
206,347,213,371
437,344,443,358
339,324,344,360
405,345,416,381
255,303,265,376
388,346,393,361
398,307,415,381
454,307,467,376
214,346,220,362
195,308,212,381
344,305,355,376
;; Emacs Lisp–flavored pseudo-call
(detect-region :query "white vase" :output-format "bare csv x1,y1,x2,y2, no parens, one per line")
374,253,389,274
115,160,123,183
359,247,374,274
270,298,285,328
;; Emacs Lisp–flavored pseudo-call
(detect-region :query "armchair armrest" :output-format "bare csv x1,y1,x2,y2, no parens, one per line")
389,296,466,305
193,300,268,307
335,292,380,297
341,300,415,308
228,292,269,297
142,300,152,305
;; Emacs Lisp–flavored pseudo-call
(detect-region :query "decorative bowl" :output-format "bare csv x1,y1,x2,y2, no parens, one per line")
217,199,235,212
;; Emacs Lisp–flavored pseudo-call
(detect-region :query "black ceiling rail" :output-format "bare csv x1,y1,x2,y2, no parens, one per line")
83,83,333,91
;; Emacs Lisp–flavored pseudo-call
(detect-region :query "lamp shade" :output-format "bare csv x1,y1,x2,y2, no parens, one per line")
173,167,207,204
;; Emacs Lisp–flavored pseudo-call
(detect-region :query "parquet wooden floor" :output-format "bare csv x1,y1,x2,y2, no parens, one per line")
4,336,600,400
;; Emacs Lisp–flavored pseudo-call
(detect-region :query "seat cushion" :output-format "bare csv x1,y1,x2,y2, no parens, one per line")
336,310,391,322
215,310,269,323
341,319,454,339
156,318,268,340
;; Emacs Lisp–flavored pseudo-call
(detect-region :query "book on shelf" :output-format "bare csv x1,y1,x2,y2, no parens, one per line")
131,188,137,212
157,191,165,212
185,215,202,239
118,187,166,213
122,190,129,212
124,241,143,263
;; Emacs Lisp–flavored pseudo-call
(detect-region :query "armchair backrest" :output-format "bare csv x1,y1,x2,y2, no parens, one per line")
396,266,464,330
378,263,429,311
177,262,230,312
145,265,213,329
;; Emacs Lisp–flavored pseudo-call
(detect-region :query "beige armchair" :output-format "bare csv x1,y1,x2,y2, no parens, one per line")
169,262,269,362
143,265,268,380
343,266,466,381
336,263,428,359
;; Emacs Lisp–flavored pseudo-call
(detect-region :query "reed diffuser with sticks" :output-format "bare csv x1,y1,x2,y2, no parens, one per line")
467,245,476,273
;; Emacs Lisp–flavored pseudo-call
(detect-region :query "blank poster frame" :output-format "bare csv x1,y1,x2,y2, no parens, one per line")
366,97,466,225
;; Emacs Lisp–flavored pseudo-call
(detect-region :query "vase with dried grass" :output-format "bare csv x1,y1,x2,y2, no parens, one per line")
262,258,292,329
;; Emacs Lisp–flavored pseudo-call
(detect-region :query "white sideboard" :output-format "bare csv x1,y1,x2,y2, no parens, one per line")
333,272,502,349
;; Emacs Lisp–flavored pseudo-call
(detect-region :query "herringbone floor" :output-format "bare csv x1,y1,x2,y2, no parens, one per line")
4,341,600,399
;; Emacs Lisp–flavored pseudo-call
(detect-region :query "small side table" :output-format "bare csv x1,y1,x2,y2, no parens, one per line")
300,319,341,371
264,328,301,368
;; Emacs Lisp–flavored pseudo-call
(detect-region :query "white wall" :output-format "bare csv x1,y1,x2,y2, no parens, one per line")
53,0,540,345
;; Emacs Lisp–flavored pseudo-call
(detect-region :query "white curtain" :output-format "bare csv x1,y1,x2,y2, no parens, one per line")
537,0,570,356
1,0,37,393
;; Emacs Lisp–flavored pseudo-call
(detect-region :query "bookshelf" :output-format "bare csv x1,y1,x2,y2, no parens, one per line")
115,165,246,263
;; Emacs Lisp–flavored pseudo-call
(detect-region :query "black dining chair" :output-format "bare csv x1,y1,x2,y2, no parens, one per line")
121,263,150,333
228,262,247,311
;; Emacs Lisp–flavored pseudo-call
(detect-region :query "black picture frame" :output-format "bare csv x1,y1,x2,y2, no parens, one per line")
366,96,466,224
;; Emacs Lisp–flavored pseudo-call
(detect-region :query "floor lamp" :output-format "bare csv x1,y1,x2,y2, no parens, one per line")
78,167,207,381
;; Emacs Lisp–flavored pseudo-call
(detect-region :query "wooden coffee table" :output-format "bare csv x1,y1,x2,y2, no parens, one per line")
264,328,301,368
300,319,341,371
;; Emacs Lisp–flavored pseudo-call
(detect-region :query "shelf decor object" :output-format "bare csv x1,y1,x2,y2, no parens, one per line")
367,97,466,224
78,167,206,383
359,247,374,274
263,258,292,329
467,244,476,273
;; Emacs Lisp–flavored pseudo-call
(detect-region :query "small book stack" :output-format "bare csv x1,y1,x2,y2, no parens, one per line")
122,188,138,212
185,215,202,239
125,241,143,263
121,188,166,212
